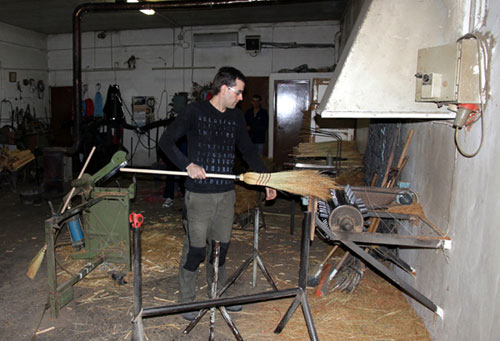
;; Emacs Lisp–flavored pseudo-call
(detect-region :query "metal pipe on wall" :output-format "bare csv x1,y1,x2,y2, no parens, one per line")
70,0,274,154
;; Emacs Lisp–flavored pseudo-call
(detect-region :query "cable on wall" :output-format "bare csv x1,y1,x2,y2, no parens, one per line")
453,32,489,158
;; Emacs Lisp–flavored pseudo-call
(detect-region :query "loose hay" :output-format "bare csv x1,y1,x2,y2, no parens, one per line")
384,203,447,237
55,216,183,288
233,272,430,340
334,168,366,186
50,183,430,340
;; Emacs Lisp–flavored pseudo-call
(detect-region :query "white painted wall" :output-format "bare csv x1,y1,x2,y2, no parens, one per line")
0,22,48,130
403,1,500,339
46,21,338,165
318,0,457,119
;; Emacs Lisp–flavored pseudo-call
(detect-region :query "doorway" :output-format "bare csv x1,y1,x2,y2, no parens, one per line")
240,77,269,155
50,86,74,147
273,80,310,168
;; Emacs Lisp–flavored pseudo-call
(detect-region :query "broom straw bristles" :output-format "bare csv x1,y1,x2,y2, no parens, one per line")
241,170,339,201
26,244,47,280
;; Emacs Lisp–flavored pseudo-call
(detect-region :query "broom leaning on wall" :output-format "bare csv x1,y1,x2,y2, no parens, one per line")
120,168,339,201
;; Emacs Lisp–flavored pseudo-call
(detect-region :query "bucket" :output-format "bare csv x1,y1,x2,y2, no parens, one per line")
19,188,42,204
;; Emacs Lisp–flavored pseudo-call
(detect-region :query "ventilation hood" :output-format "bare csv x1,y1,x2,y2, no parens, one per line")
317,0,456,119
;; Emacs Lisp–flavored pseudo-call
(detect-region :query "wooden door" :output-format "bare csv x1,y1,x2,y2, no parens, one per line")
50,86,74,147
273,80,310,168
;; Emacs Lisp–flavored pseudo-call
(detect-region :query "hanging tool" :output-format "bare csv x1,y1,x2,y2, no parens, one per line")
16,81,22,100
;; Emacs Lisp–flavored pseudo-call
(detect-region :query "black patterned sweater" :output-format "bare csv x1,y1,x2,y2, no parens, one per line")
159,100,267,193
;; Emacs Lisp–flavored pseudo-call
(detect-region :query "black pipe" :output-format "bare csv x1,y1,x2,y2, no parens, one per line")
299,211,312,290
131,216,144,341
300,292,318,341
142,288,301,318
184,248,280,332
70,0,275,155
133,221,142,318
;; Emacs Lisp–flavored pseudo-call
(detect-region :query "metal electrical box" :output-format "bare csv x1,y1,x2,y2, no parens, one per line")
415,39,480,104
132,96,155,126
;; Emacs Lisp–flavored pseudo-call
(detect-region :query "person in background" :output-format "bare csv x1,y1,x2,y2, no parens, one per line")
159,66,277,321
245,94,269,156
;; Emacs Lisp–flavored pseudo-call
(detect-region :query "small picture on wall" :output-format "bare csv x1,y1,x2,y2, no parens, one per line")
9,72,16,83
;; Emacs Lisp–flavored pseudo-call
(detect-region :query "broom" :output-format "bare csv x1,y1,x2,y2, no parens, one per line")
120,168,339,201
26,244,47,280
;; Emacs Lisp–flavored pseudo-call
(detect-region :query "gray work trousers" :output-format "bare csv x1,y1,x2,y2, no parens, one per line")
178,190,235,304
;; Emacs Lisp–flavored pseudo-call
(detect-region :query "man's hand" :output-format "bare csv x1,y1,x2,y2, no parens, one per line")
265,187,277,200
186,163,206,179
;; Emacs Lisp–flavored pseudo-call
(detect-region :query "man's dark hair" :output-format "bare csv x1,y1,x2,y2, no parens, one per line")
212,66,246,95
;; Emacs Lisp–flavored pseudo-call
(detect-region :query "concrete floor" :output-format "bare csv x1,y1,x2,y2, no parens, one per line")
0,175,430,340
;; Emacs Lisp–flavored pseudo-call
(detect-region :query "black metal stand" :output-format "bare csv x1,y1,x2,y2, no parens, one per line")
274,211,317,340
316,222,446,319
184,208,278,336
131,213,144,341
132,208,319,340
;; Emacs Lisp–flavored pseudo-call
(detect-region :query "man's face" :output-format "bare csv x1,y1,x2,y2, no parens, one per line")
251,97,261,109
223,78,245,109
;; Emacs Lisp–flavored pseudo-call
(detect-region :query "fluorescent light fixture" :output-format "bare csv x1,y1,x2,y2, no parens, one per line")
126,0,155,15
140,9,155,15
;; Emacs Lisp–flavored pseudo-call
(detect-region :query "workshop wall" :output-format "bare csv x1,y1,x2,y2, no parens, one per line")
46,21,338,166
359,1,499,340
0,22,49,145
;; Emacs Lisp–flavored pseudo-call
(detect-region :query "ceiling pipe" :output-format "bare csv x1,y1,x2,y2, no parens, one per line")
70,0,276,155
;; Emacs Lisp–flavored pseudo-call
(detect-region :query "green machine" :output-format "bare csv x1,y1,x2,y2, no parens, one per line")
45,151,135,317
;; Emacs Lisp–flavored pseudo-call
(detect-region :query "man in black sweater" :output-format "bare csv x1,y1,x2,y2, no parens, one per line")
160,67,277,321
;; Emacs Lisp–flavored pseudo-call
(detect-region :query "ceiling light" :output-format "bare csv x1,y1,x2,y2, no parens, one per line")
140,9,155,15
126,0,155,15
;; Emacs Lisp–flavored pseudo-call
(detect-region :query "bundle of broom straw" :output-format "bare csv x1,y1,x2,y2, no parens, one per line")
121,168,339,201
239,170,339,201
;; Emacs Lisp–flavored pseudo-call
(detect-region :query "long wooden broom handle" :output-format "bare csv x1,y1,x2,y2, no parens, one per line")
397,129,414,169
60,146,96,214
120,167,239,180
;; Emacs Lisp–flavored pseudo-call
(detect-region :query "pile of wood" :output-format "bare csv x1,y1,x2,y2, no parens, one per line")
0,147,35,172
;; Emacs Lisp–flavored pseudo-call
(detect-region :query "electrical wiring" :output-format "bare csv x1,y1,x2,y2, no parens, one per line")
454,32,488,158
156,89,169,119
